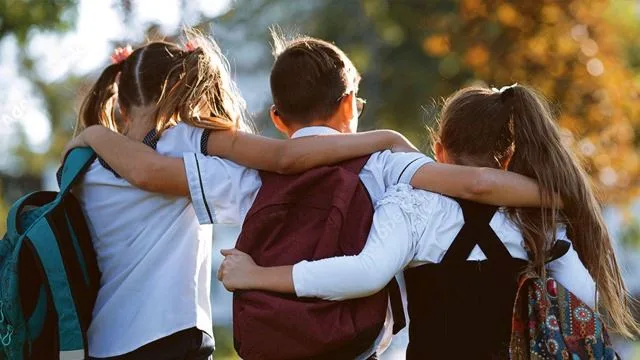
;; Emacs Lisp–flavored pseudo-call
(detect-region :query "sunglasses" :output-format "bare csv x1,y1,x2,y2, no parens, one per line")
355,97,366,118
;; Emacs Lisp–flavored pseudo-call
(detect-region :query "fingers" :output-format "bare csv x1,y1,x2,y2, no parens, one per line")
218,249,253,292
217,259,236,292
221,248,240,256
61,143,76,163
217,260,224,281
61,134,87,163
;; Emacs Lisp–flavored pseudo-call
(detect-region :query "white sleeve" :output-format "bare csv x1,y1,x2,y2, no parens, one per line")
292,203,415,301
547,238,597,308
374,150,433,186
182,153,260,225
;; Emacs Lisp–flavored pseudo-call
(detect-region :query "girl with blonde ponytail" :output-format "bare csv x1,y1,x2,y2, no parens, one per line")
71,31,429,360
216,84,638,359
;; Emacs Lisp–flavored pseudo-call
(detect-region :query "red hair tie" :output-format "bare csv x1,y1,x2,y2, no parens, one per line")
111,45,133,65
184,40,199,52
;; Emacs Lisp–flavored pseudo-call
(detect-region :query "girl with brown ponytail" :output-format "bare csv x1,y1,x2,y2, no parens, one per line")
217,84,638,359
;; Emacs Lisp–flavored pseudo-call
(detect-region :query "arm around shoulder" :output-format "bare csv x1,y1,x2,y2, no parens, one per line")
410,162,560,208
207,129,418,175
79,125,189,196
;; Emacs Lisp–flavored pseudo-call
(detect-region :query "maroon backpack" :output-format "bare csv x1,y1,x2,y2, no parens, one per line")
233,156,392,360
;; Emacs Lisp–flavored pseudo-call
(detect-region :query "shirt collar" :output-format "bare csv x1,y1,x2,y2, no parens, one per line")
291,126,341,139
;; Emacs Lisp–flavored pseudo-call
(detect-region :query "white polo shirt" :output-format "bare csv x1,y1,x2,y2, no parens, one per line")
76,123,214,358
182,126,433,359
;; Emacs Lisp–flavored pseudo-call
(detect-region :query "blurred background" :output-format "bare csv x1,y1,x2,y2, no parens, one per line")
1,0,640,358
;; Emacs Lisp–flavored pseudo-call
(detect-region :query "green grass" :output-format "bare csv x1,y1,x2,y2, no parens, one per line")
212,326,240,359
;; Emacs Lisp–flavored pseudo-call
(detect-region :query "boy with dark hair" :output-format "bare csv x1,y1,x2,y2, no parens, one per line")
233,34,422,359
269,35,363,133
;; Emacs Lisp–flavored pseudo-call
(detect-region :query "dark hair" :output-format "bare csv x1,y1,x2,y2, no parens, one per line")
77,30,249,136
433,85,639,338
269,30,360,125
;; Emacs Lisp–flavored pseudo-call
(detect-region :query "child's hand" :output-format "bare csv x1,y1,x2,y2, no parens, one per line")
218,248,259,291
61,131,89,162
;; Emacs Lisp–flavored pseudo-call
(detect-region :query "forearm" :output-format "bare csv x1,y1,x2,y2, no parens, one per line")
82,126,189,196
277,130,415,174
224,205,412,299
292,255,394,301
209,129,415,174
246,265,296,294
410,163,559,207
470,168,563,207
292,205,411,300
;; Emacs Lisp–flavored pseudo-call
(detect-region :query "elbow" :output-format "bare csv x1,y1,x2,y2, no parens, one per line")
128,161,161,191
354,279,391,299
466,168,495,199
275,151,301,175
129,170,154,191
343,276,393,300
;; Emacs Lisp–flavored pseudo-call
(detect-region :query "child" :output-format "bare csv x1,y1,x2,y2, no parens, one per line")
218,85,639,359
70,35,549,359
72,31,430,360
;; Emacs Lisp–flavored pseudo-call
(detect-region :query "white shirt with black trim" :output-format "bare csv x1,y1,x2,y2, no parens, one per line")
76,123,214,358
182,126,433,359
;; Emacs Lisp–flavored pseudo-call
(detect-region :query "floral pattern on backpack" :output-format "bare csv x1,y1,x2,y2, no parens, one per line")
510,272,618,360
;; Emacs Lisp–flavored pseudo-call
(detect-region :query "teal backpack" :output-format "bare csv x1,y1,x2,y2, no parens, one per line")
0,147,100,359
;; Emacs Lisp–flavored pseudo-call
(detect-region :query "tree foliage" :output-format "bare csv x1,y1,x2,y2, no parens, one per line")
0,0,79,235
0,0,78,44
227,0,640,202
1,0,640,358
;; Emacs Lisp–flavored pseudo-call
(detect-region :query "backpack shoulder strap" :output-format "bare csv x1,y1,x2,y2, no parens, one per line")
58,148,96,197
546,239,571,263
24,222,85,354
6,192,58,247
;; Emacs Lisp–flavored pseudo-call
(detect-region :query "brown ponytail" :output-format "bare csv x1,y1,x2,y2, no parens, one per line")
76,62,123,135
507,85,638,338
437,85,639,338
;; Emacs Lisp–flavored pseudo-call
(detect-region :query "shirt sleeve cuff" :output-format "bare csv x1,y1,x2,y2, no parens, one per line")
183,153,215,225
397,156,434,184
291,261,312,297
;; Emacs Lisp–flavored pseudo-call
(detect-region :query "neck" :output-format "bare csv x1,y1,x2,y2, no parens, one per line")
452,154,505,170
285,117,350,137
126,123,155,141
124,106,157,141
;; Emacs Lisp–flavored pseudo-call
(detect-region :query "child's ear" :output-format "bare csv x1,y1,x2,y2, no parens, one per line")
118,103,129,123
270,105,289,135
338,92,355,122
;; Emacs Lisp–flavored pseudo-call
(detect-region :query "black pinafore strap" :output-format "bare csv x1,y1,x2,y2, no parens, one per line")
440,198,570,264
440,198,511,264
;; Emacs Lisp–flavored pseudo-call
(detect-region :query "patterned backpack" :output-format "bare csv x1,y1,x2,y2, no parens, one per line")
510,269,618,359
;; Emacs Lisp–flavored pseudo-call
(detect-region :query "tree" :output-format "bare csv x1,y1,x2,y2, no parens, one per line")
0,0,79,235
225,0,640,203
0,0,78,43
